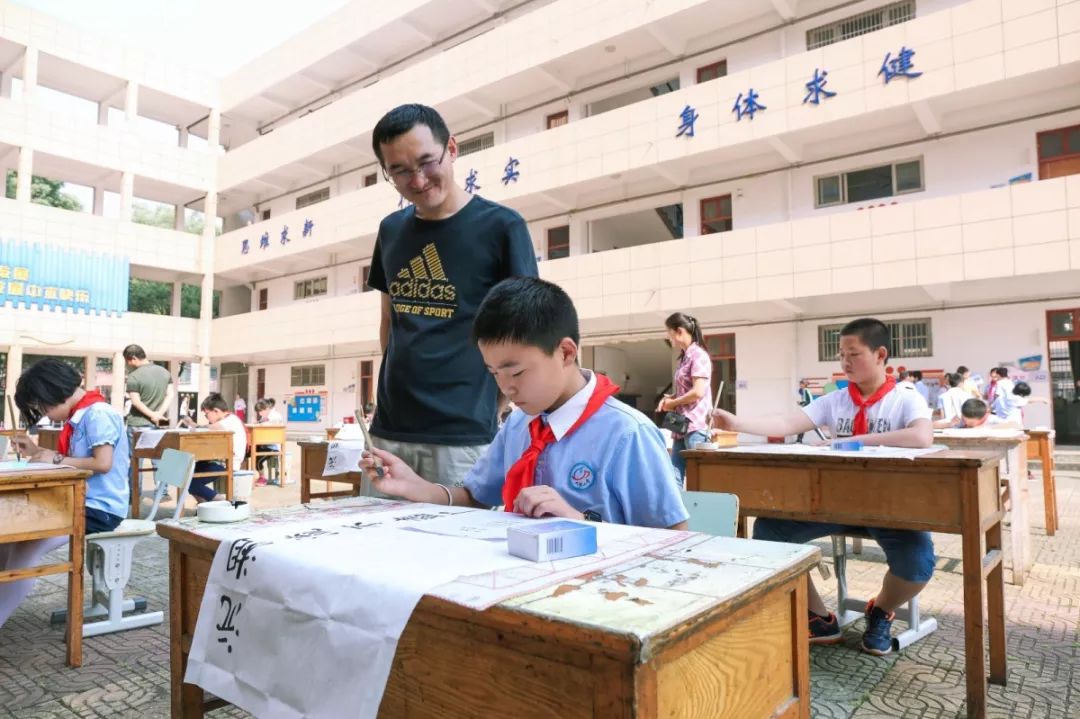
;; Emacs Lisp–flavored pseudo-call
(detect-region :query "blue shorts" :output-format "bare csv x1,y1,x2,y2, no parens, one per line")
753,518,936,583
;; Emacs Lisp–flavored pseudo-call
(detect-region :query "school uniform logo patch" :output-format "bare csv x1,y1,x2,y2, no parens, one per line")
568,462,595,490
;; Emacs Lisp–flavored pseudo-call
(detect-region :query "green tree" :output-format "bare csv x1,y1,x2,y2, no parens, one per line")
128,277,219,318
131,199,213,235
4,170,83,211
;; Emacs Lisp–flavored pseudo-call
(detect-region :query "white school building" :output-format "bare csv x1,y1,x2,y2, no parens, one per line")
1,0,1079,442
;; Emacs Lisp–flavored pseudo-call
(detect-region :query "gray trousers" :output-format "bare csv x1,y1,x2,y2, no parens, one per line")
365,438,488,497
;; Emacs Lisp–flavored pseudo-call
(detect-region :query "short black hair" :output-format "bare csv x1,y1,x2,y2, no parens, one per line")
254,399,270,412
961,398,989,420
957,365,969,374
15,358,82,425
372,104,450,167
200,393,229,412
839,318,891,360
472,277,578,353
122,344,146,361
993,366,1009,378
945,372,961,388
911,370,923,381
1012,381,1031,397
897,370,909,381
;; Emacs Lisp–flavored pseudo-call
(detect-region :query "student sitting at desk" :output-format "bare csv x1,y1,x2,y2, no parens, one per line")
710,318,933,656
2,359,130,626
949,398,1020,429
361,276,689,530
252,399,283,487
179,393,246,503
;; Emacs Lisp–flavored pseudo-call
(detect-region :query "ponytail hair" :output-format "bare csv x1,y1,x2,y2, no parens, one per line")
665,312,705,348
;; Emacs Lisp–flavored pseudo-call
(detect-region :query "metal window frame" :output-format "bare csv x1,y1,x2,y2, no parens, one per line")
293,275,329,300
813,157,924,208
290,364,326,387
295,186,330,210
817,317,932,360
806,1,916,50
457,131,495,157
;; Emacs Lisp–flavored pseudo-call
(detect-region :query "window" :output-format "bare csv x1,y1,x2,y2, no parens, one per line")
290,365,325,387
457,132,494,156
696,60,727,83
293,276,328,300
261,208,271,221
814,158,923,208
817,318,932,361
256,368,266,400
360,360,374,406
700,194,733,234
295,187,330,210
547,226,570,260
546,111,569,129
1037,124,1080,180
806,1,915,50
361,265,373,292
258,288,268,311
363,173,377,187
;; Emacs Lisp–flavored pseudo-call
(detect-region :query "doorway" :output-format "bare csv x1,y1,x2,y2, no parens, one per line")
1047,309,1080,444
705,333,736,413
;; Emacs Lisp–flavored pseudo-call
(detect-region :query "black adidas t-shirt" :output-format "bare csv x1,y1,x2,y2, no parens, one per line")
367,195,538,445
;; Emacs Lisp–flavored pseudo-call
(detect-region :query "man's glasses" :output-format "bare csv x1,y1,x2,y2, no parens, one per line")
384,144,447,184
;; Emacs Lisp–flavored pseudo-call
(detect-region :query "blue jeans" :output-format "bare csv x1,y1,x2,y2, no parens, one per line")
753,518,936,583
191,461,226,502
671,429,710,488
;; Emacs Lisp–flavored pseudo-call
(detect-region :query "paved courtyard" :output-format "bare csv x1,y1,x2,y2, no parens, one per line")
1,450,1077,718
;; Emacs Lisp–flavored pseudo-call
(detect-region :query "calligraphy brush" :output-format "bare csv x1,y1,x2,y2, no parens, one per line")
355,408,384,478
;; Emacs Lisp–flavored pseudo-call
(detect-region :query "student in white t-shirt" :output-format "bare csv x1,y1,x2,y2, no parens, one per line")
711,318,933,658
933,372,971,428
179,392,247,503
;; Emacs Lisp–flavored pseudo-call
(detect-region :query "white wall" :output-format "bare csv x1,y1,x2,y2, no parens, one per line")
250,354,381,429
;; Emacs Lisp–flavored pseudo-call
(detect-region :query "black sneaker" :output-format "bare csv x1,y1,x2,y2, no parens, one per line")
808,610,843,645
861,600,896,656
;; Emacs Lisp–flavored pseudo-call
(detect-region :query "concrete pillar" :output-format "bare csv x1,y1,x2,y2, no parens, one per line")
0,71,12,99
111,351,125,413
21,47,38,101
124,81,139,123
174,204,185,231
568,99,586,122
97,101,109,126
679,66,695,89
3,344,23,428
206,109,221,151
92,184,105,216
119,171,134,221
168,362,181,422
171,281,183,317
568,216,588,256
198,191,218,385
682,192,701,239
178,126,189,148
84,354,97,389
15,147,32,203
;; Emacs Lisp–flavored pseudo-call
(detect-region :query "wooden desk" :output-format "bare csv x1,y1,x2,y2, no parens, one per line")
0,467,91,667
158,512,819,719
1025,429,1058,536
932,432,1030,585
244,424,286,482
298,441,363,503
324,427,340,441
131,430,234,518
684,448,1005,719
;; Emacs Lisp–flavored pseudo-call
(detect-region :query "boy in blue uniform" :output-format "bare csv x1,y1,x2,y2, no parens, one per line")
711,318,933,656
362,277,688,530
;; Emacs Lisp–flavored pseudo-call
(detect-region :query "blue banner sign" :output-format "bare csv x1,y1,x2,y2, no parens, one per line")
0,238,128,316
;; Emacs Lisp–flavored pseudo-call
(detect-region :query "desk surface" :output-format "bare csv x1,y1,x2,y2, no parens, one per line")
159,502,820,718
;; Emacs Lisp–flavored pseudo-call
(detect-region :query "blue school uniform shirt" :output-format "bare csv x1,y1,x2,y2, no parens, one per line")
464,371,688,528
68,402,131,519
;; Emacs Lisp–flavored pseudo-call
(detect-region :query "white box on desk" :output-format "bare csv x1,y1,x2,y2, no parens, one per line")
507,520,598,562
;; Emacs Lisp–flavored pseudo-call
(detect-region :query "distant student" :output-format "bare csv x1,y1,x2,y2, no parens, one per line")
361,277,689,529
179,393,247,503
711,318,933,656
253,399,283,487
986,367,1019,422
3,359,130,626
933,373,969,428
911,371,929,403
263,397,285,424
953,398,1019,429
957,366,980,398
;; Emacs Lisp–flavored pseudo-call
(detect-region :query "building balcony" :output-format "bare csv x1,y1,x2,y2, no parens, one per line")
0,306,199,357
544,174,1080,338
210,290,382,362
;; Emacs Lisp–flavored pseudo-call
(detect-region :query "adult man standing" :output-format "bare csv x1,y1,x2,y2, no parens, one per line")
366,104,538,487
123,344,173,429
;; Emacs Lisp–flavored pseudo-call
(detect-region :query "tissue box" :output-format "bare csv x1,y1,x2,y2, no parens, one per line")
507,520,597,562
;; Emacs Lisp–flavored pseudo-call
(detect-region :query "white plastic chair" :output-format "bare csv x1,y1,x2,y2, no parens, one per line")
682,491,740,537
146,448,196,521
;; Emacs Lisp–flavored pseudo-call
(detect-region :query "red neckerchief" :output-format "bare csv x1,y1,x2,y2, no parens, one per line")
985,380,997,403
502,374,620,512
58,390,108,455
847,377,896,436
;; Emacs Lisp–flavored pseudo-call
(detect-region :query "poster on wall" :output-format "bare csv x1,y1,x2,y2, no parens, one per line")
177,392,198,423
286,390,328,422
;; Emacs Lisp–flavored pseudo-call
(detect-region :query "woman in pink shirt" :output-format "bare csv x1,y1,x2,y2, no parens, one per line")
658,312,713,487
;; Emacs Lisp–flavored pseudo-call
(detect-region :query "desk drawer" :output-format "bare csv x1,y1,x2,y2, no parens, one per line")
0,484,75,538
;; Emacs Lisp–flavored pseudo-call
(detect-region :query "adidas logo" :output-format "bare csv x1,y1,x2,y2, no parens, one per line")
388,243,457,302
